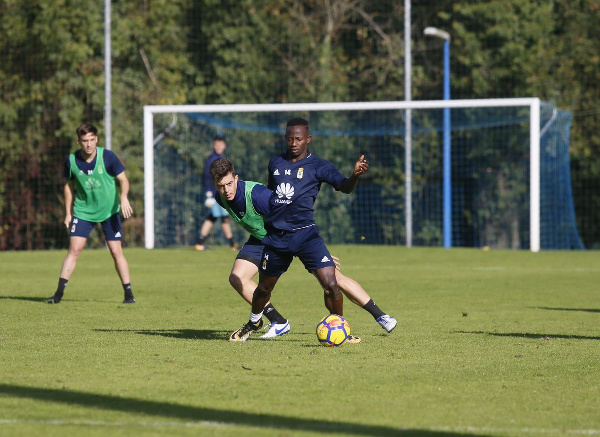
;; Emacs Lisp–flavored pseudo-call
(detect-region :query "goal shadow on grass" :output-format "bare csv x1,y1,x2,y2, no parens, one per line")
0,383,479,436
454,331,600,341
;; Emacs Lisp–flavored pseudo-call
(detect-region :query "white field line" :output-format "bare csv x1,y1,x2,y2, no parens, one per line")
1,418,599,435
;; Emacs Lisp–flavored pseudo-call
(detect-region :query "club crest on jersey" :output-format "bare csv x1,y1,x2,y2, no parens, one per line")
297,167,304,179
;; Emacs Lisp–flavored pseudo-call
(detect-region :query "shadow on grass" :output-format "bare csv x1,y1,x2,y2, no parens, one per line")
0,296,47,303
0,296,130,305
455,331,600,341
94,328,227,341
0,383,479,436
93,328,309,342
536,307,600,314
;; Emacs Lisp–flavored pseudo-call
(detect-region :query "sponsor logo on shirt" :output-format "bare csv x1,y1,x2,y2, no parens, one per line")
275,183,294,204
85,179,102,191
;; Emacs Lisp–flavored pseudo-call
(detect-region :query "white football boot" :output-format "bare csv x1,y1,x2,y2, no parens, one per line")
376,314,398,333
260,320,291,338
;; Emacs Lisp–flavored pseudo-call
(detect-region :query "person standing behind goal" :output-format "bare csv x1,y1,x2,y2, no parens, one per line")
195,135,237,251
47,124,135,304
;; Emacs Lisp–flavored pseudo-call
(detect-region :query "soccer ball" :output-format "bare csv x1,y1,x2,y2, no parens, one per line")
316,314,350,347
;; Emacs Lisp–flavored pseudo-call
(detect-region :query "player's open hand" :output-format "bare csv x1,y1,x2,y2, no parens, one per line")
354,155,369,176
121,197,133,219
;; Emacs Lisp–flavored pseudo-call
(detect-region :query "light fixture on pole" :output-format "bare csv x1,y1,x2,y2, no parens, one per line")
424,27,451,248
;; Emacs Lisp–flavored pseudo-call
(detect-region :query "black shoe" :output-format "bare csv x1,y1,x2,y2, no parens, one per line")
47,294,62,304
123,294,136,304
229,319,263,342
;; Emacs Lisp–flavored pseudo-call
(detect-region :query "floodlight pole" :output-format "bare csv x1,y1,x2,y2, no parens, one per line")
104,0,112,150
424,27,451,248
404,0,413,248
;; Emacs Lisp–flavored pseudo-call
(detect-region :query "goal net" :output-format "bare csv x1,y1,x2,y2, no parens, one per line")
143,99,583,252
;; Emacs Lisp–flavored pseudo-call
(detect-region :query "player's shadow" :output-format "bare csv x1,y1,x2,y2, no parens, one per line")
0,383,484,436
0,296,134,305
0,296,47,303
455,331,600,341
94,328,309,343
535,306,600,313
94,328,227,341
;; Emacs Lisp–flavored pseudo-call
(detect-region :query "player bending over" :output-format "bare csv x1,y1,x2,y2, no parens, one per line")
210,158,396,342
226,117,397,341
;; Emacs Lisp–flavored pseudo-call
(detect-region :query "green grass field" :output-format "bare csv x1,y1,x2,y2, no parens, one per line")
1,246,598,436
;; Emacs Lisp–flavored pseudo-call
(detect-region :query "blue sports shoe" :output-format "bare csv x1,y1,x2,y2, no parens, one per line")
260,320,291,338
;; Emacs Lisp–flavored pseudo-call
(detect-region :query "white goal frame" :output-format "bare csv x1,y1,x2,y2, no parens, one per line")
143,98,541,251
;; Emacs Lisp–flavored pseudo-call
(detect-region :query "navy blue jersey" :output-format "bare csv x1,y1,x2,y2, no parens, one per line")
266,152,346,232
64,149,125,182
215,180,271,217
203,152,224,197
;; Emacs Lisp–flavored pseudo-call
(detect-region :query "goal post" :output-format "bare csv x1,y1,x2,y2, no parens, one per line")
143,98,582,252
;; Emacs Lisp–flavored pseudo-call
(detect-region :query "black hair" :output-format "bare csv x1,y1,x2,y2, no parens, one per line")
286,117,309,127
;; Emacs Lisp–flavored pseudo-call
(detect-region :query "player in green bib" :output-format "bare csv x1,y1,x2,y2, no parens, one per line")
210,158,397,342
47,124,135,304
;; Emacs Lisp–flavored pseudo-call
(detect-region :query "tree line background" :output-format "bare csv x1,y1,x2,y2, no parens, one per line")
1,0,598,249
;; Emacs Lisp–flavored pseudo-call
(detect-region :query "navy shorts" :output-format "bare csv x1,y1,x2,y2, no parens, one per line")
260,225,335,277
236,236,264,268
70,213,123,241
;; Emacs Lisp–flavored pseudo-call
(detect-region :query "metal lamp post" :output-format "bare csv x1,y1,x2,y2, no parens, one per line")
424,27,451,248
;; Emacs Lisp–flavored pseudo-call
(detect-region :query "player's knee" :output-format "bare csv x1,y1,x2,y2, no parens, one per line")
321,277,339,294
108,244,123,259
255,285,272,298
68,246,83,258
229,272,243,292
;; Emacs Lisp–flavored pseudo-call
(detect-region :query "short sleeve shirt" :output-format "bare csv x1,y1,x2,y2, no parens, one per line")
65,149,125,181
266,152,346,232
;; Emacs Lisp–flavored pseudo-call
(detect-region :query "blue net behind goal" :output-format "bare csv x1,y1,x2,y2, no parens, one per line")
151,104,583,250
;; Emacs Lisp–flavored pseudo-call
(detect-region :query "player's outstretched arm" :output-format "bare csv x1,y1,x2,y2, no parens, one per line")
337,155,369,194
